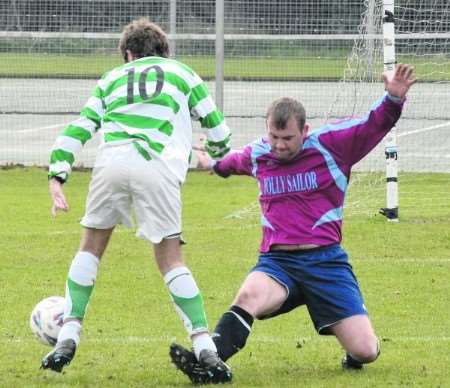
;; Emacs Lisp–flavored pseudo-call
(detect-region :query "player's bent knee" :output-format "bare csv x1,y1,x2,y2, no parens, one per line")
234,289,255,306
352,339,380,363
233,289,260,316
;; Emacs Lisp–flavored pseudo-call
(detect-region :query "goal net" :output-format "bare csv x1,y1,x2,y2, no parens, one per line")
0,0,448,218
327,0,450,216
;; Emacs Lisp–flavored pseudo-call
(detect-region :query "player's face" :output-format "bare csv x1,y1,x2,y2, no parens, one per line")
267,116,306,162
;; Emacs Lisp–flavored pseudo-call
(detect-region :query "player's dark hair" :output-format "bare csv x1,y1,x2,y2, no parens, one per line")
119,18,170,62
266,97,306,132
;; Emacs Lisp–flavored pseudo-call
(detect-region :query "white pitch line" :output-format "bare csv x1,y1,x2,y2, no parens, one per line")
3,229,450,263
3,335,450,344
399,152,450,159
398,121,450,138
352,258,450,263
16,123,68,133
1,223,261,237
224,202,260,219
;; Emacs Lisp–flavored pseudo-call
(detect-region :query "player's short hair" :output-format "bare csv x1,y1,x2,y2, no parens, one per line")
119,18,170,61
266,97,306,132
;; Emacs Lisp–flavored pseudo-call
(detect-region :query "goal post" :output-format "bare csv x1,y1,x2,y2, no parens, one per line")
380,0,399,221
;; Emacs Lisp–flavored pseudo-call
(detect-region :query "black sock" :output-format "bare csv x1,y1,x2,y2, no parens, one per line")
212,305,254,362
346,353,364,366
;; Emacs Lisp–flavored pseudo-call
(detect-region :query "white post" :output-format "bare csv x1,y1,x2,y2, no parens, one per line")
215,0,224,112
169,0,177,57
366,0,376,77
381,0,399,221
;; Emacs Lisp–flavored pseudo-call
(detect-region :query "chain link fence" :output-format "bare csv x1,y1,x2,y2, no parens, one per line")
0,0,449,172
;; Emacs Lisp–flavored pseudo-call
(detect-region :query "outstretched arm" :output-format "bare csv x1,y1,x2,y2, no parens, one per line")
317,64,417,167
193,140,253,177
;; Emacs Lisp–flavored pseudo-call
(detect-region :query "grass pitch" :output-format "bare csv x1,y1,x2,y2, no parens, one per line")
1,168,449,387
1,53,449,81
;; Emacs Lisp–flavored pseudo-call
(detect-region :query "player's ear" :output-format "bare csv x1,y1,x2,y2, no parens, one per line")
302,123,311,137
125,50,134,63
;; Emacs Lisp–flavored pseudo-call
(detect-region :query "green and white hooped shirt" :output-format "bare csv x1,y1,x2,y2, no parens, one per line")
49,56,231,183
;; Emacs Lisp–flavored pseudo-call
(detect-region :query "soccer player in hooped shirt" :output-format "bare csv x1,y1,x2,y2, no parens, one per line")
170,64,417,383
41,18,231,382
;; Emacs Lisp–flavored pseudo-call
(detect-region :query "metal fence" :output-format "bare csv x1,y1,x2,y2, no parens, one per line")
0,0,449,172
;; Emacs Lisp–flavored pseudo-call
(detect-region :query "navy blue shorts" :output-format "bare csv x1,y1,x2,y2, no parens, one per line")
252,245,367,335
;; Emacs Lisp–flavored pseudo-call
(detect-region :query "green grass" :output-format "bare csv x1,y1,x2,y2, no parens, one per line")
1,168,450,387
0,53,347,80
1,53,449,81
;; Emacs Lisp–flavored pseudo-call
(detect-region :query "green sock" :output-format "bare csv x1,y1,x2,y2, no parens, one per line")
66,278,94,318
164,266,208,335
64,251,99,319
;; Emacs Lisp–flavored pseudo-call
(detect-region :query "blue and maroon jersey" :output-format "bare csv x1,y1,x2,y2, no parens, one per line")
214,94,404,252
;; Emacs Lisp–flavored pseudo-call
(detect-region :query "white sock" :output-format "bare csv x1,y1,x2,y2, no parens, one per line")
57,320,82,346
192,332,218,360
163,266,199,299
68,251,99,286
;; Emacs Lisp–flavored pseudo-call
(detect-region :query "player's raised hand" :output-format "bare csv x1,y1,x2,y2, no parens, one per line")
383,63,417,99
49,178,69,216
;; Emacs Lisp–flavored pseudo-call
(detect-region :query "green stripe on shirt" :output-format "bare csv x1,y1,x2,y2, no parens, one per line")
103,112,173,136
62,124,92,145
104,131,164,154
80,107,102,128
104,71,190,99
107,93,180,114
50,149,74,165
92,85,104,99
200,110,225,129
188,83,209,110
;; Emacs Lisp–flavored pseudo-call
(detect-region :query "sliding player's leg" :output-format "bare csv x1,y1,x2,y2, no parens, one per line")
213,271,287,360
332,315,380,369
301,245,379,370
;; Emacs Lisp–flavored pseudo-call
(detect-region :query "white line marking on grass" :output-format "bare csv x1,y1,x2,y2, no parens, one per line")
3,222,261,237
4,335,450,344
250,335,450,343
398,121,450,138
399,152,450,159
224,202,260,219
2,229,129,237
352,258,450,263
17,123,68,133
192,223,260,230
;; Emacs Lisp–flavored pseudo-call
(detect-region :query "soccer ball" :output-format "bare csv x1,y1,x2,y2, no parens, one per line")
30,296,65,346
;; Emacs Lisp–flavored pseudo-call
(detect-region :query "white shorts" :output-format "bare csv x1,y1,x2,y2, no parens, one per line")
80,143,182,244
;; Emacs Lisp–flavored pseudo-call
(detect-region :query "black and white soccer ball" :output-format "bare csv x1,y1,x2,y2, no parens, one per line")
30,296,65,346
